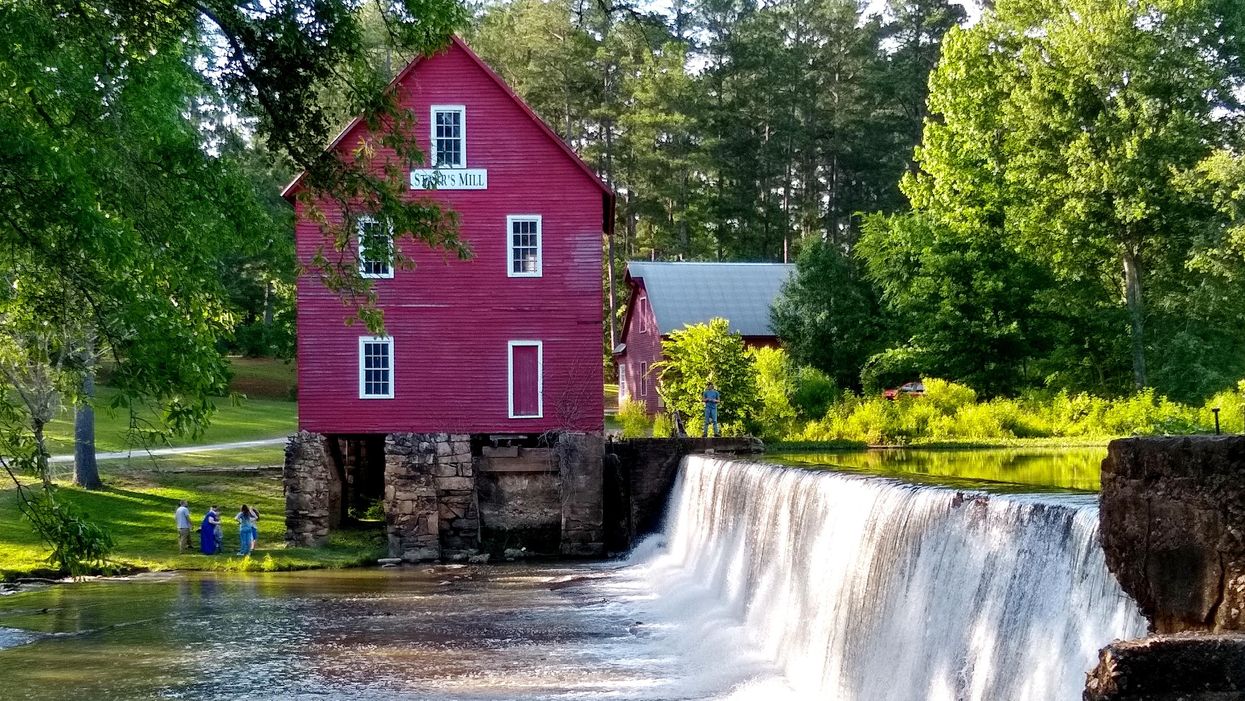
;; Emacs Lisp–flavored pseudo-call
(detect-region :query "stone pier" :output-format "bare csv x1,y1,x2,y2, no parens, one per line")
283,431,335,547
1087,436,1245,700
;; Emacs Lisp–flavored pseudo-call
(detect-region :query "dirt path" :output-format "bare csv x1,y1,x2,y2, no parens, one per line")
47,437,287,464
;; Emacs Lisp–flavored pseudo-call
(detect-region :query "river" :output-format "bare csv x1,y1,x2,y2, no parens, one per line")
0,449,1144,700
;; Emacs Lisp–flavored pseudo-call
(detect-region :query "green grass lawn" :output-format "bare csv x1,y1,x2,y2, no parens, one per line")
227,356,297,400
0,471,384,581
42,387,296,456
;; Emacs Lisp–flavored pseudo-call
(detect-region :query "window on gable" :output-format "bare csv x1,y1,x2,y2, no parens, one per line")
359,336,394,399
638,296,649,333
431,105,465,168
357,216,394,279
640,361,649,397
507,215,542,277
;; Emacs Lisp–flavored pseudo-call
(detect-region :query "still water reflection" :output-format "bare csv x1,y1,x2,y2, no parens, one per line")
769,447,1106,492
0,565,779,700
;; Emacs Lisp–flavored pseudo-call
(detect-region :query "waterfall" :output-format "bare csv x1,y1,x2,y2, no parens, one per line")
627,455,1147,701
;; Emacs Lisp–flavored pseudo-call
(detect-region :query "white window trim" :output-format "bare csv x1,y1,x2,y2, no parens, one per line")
617,363,627,401
430,104,466,169
640,361,649,397
357,216,394,280
506,214,543,278
358,336,395,399
507,340,543,419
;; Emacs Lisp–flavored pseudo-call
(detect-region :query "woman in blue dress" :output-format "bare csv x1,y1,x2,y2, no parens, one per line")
199,507,220,554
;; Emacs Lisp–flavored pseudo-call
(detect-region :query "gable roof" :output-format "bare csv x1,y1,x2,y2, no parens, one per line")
626,261,795,337
281,35,611,200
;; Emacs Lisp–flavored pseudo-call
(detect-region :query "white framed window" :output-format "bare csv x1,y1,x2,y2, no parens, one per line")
508,340,543,419
617,364,627,401
359,336,394,399
640,361,649,397
431,105,466,168
357,216,394,279
638,296,649,333
507,215,542,277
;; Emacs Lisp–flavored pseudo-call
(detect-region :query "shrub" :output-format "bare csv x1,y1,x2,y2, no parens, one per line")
792,366,837,420
921,378,977,415
617,399,651,438
752,346,798,440
652,412,674,438
655,318,760,434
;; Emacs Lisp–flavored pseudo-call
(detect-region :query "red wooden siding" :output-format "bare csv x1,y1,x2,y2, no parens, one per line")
293,38,605,434
616,282,664,414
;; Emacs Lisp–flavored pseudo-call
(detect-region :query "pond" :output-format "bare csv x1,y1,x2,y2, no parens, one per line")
0,448,1124,700
769,446,1107,492
0,565,786,701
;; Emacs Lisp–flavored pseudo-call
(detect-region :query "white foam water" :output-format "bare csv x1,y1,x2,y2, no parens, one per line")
617,455,1147,700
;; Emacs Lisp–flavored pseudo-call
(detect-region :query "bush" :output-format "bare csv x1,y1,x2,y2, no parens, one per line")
792,366,837,420
652,412,674,438
617,399,651,438
752,347,798,440
655,318,760,434
921,378,977,414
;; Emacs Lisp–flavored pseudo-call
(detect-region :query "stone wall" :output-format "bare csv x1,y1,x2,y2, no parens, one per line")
283,431,336,547
476,447,562,555
557,433,605,557
384,433,479,562
1100,436,1245,633
605,436,763,550
287,431,745,560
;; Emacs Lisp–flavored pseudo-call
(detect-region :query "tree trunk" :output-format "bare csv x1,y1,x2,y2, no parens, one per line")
74,347,102,489
1123,248,1147,390
33,420,50,488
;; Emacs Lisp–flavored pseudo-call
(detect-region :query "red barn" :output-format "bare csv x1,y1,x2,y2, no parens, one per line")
615,261,794,414
283,37,610,436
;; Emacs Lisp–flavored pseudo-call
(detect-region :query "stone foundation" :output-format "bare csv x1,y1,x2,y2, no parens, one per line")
286,431,757,561
283,431,336,547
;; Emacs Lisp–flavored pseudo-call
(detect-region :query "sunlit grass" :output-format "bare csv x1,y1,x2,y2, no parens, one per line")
0,471,383,581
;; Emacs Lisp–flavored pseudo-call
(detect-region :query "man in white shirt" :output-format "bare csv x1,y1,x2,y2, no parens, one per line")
175,500,192,553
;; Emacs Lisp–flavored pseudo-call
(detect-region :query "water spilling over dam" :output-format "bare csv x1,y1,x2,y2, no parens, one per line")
620,455,1147,700
0,452,1146,699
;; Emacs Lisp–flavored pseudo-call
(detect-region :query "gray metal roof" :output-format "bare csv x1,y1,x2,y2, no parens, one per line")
627,261,795,337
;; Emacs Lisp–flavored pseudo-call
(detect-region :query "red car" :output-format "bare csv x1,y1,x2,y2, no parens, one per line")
883,381,926,400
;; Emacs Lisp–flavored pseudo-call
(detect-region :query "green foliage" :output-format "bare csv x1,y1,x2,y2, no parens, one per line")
884,0,1245,398
751,347,799,441
651,413,675,438
860,346,928,395
25,490,115,577
617,400,652,438
772,239,888,389
795,378,1234,445
791,366,837,421
655,319,760,436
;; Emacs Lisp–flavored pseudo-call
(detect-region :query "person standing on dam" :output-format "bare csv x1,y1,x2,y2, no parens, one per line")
702,382,721,437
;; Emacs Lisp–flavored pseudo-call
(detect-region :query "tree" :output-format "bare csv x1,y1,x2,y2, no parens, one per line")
771,238,888,390
0,0,467,569
655,318,760,434
910,0,1245,392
